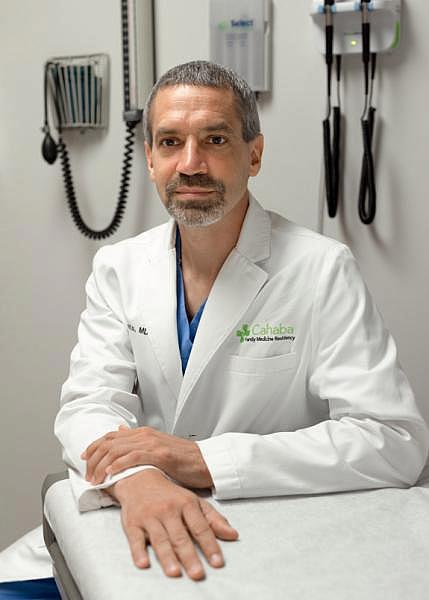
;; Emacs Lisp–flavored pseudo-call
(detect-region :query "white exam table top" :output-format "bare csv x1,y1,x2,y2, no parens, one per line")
37,464,429,600
1,465,429,597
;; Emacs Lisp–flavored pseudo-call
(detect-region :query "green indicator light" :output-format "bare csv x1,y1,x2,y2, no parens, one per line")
351,39,358,47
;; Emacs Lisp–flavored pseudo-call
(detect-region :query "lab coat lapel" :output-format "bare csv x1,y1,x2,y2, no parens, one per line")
140,222,183,403
173,196,271,424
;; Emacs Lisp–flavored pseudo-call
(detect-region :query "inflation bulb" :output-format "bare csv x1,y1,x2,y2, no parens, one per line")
41,130,58,165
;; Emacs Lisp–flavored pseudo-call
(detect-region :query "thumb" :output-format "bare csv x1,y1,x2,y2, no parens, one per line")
118,424,130,431
199,499,239,541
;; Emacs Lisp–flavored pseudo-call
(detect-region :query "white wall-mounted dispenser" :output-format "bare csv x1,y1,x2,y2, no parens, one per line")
209,0,272,92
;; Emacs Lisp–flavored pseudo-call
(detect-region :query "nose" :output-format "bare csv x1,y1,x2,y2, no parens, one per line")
176,137,208,176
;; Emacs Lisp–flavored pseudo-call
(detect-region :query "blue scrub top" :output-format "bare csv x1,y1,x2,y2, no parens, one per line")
176,229,207,373
0,578,60,598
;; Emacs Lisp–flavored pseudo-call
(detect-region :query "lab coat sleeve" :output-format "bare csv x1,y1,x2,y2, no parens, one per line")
55,247,163,512
197,245,429,500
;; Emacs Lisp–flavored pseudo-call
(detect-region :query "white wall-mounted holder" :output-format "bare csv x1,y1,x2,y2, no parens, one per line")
310,0,401,55
209,0,272,92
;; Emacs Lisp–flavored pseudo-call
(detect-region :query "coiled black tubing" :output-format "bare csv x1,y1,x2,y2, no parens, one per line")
359,109,376,225
57,122,137,240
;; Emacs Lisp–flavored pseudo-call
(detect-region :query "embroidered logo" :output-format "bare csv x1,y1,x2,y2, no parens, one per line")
236,324,251,343
236,323,295,344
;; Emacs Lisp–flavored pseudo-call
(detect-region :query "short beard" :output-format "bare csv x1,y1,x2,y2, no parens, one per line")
165,174,226,228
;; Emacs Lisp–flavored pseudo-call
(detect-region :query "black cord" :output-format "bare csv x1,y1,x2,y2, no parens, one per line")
57,122,137,240
359,57,377,223
359,106,376,224
323,0,342,219
41,0,142,239
332,55,341,214
359,2,377,225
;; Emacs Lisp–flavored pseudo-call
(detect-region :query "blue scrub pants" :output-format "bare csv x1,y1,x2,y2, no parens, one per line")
0,578,60,599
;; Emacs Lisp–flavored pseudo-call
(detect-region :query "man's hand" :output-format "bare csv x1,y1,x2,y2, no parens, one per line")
106,469,238,581
81,425,213,489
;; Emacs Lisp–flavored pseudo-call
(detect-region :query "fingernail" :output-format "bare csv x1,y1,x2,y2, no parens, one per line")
167,563,180,576
189,564,203,578
137,557,149,569
106,467,112,474
210,553,223,567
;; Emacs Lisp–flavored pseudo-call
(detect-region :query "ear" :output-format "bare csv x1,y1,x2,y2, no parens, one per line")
249,134,264,177
144,141,155,181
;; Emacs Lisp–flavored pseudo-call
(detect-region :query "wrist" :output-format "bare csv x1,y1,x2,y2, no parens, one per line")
108,469,167,502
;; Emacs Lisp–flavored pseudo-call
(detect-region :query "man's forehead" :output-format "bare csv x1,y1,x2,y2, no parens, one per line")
151,85,239,124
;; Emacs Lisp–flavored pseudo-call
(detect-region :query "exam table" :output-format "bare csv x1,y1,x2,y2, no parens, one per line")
42,465,429,600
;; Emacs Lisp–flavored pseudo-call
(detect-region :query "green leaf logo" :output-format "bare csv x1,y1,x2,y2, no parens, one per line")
236,324,251,343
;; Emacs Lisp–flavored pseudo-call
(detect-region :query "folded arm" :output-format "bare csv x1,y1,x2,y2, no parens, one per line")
197,246,429,499
55,248,167,511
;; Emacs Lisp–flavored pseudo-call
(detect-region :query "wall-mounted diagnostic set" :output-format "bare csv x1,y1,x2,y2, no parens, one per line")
311,0,401,224
41,0,154,239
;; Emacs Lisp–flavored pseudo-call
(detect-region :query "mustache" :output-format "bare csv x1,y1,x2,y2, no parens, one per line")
166,174,225,195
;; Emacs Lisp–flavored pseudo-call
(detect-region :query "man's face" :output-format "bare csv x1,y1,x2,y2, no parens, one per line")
145,85,263,228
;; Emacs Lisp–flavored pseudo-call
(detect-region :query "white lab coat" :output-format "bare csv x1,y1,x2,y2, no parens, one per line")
4,195,428,583
54,195,428,511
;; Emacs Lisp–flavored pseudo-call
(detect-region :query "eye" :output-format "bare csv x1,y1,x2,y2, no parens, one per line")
208,135,227,145
159,138,179,147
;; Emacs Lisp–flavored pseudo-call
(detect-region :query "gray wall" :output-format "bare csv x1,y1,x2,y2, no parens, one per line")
1,0,428,551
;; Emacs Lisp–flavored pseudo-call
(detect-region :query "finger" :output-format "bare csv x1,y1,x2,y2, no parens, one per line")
81,432,116,460
163,513,205,580
123,524,150,569
105,451,145,477
199,500,239,541
87,441,130,483
90,452,117,484
182,502,224,569
80,439,101,461
145,520,182,578
81,428,133,461
91,444,136,484
85,445,112,482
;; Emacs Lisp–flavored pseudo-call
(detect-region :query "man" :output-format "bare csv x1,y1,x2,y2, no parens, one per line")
55,60,428,583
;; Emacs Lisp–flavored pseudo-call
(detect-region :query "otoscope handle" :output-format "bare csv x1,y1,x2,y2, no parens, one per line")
323,118,334,216
333,106,341,207
362,22,370,64
325,24,333,66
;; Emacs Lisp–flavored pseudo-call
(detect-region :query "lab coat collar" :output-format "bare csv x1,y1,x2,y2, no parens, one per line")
172,193,271,427
235,193,272,264
140,194,272,428
138,243,183,427
162,192,272,264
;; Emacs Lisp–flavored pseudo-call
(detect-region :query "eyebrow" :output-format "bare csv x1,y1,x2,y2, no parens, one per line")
154,121,235,140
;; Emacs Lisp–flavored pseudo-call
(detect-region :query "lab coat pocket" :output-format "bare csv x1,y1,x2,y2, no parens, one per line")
208,352,298,433
226,352,297,375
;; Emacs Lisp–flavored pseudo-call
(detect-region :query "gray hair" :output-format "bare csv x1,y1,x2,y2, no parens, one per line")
143,60,260,146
